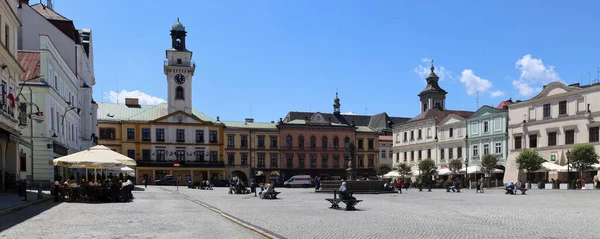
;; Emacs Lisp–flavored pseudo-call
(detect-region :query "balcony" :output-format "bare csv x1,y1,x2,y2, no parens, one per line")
136,160,224,168
164,59,196,68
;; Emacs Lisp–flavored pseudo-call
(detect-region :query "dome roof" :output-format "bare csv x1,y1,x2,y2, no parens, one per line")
172,18,185,31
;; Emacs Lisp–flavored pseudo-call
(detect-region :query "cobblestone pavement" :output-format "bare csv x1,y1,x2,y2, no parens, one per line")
172,186,600,239
0,190,51,213
0,187,263,239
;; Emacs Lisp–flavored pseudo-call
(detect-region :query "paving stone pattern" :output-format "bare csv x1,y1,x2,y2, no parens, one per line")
175,187,600,239
0,187,263,239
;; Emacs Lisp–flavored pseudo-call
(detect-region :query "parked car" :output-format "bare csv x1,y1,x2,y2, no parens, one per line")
155,177,178,185
212,179,231,187
283,175,312,188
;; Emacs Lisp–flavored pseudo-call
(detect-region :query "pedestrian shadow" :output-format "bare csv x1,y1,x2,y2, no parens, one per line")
0,200,60,232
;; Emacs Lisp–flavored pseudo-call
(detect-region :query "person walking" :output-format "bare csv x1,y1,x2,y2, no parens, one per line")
143,177,148,189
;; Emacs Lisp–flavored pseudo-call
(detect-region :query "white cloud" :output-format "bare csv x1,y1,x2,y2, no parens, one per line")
342,112,356,115
459,69,492,96
413,57,452,81
490,90,505,98
103,90,166,105
512,54,561,96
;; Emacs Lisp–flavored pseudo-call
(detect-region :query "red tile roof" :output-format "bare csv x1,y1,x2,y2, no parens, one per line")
496,99,514,109
18,51,41,82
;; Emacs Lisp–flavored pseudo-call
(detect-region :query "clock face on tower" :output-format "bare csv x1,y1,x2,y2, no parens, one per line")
174,74,186,84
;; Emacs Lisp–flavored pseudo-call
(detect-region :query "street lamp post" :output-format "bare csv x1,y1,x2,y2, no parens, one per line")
566,150,570,187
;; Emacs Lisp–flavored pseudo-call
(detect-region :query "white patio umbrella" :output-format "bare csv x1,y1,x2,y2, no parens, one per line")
459,166,504,174
437,168,452,176
89,145,137,166
383,170,401,178
535,162,568,172
52,150,123,168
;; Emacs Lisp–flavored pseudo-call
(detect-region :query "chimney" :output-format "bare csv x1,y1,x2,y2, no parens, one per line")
18,0,30,7
124,98,139,107
245,118,254,123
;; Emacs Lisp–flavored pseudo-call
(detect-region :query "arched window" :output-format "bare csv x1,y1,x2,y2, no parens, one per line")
322,136,328,150
310,136,317,150
175,86,184,100
423,102,428,112
286,135,293,149
344,136,350,149
298,135,304,150
333,136,339,150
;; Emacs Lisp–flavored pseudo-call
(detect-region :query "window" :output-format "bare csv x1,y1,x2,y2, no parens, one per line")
50,108,54,130
449,148,453,159
389,151,393,158
310,155,317,168
241,136,248,147
196,151,204,161
4,25,9,50
310,136,316,150
427,149,431,159
368,139,374,150
418,150,422,160
241,154,247,166
543,104,551,118
483,144,490,155
410,131,414,140
99,128,116,140
357,139,364,149
403,152,407,161
299,136,305,149
127,128,135,140
257,155,265,167
344,137,350,149
381,151,386,158
368,156,374,168
270,155,278,168
565,130,575,145
321,137,328,150
472,145,479,157
227,135,234,147
590,127,599,143
210,151,218,162
142,128,150,141
176,129,185,142
495,143,502,154
156,129,165,141
142,150,151,161
177,58,182,64
196,130,204,142
175,86,184,99
270,136,278,148
514,136,522,149
286,135,292,149
403,132,407,141
358,155,364,168
176,150,185,161
258,136,265,148
410,151,414,160
298,154,305,168
483,121,489,133
228,154,234,166
209,130,218,143
529,134,537,148
333,155,340,168
127,150,135,160
440,148,445,160
19,153,26,172
156,150,165,161
333,137,339,149
548,132,557,146
418,129,422,139
457,147,462,158
321,155,328,168
449,128,453,138
286,155,293,168
559,100,567,115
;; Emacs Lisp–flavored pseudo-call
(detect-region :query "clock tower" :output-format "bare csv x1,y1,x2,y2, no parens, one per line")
164,18,195,114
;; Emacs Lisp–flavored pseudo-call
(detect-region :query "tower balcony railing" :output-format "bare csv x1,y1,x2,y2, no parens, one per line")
164,60,196,68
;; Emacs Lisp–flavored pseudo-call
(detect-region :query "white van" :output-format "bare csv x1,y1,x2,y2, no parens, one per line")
283,175,312,188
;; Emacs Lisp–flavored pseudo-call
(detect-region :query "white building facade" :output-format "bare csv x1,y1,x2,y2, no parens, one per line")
378,136,393,166
504,82,600,183
436,115,468,166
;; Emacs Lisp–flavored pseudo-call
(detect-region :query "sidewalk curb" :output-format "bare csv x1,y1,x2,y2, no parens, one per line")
164,188,284,239
0,196,53,216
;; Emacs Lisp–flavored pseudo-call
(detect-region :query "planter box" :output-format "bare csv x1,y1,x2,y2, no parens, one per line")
530,184,538,189
545,183,554,189
585,183,594,190
559,183,569,189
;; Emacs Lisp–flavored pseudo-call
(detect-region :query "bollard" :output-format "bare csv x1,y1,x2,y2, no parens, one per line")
334,190,337,199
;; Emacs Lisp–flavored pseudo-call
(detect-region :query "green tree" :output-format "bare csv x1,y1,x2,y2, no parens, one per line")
480,154,499,177
516,150,546,182
567,145,600,180
418,159,437,179
396,163,412,178
448,159,463,178
376,163,392,176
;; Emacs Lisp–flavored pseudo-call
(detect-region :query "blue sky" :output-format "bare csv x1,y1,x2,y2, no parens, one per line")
54,1,600,122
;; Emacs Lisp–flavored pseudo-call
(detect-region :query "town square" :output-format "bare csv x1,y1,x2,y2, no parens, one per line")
1,0,600,238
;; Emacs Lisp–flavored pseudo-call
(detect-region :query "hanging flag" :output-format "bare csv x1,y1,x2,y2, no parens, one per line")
7,89,15,108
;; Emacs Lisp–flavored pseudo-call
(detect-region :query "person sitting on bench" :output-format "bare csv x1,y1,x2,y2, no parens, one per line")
339,182,355,200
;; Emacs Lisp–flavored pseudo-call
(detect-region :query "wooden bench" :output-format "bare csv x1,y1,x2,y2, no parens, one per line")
325,190,362,211
262,191,280,199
